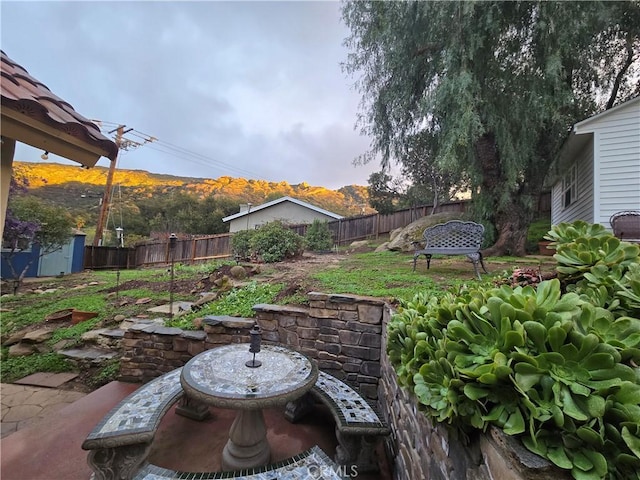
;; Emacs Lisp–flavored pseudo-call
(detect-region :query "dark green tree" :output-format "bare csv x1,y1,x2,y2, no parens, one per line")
343,1,640,255
367,170,400,214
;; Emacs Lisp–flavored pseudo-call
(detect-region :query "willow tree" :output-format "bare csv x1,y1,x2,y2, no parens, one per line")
342,1,640,255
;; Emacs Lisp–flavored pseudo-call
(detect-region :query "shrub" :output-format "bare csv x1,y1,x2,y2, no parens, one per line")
388,221,640,480
231,229,255,260
304,219,334,252
249,221,304,263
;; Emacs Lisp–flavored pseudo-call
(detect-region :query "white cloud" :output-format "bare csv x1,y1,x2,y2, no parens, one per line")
2,1,381,189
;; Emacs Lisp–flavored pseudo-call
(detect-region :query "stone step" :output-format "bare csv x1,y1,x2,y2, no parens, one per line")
58,347,118,363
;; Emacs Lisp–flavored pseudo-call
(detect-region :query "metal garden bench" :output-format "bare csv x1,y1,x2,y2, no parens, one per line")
412,220,488,279
610,210,640,243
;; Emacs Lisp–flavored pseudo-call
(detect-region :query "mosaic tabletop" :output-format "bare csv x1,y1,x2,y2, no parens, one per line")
181,343,318,410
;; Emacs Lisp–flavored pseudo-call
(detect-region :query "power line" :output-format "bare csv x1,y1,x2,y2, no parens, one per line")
95,120,269,179
128,129,267,179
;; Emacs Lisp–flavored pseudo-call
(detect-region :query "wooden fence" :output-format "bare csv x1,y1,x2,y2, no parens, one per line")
84,246,136,270
86,194,550,269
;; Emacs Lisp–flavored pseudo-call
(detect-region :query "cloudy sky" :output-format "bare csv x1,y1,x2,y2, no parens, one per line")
1,1,382,189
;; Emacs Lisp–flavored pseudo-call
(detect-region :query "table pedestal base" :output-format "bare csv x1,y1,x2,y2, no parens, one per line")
222,409,270,470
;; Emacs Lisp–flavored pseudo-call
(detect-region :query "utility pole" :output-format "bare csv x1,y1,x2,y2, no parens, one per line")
93,125,126,246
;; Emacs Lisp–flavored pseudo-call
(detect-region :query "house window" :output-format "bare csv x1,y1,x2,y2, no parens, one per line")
562,164,578,208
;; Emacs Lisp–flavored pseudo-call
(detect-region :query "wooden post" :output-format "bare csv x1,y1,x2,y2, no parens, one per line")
93,126,124,246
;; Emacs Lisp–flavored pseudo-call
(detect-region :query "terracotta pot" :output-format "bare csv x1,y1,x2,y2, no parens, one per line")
45,308,74,322
71,310,99,324
538,241,555,256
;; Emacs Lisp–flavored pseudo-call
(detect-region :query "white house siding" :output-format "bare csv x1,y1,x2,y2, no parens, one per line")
551,97,640,230
228,202,336,233
582,102,640,228
551,143,594,226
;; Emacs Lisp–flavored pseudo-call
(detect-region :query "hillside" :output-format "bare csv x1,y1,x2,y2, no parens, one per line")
13,161,372,216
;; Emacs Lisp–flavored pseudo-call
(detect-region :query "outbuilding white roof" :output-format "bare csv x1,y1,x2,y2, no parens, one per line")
222,196,343,223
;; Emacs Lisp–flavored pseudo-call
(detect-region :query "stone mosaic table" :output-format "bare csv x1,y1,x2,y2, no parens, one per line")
180,343,318,471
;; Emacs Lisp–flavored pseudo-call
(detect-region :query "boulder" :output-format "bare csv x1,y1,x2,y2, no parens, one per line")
389,227,403,241
229,265,248,280
374,242,390,252
386,212,463,252
350,240,369,249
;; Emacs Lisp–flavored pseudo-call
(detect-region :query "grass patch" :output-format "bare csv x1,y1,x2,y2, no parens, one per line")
48,317,103,346
311,250,485,301
1,295,106,336
0,350,73,383
166,282,284,329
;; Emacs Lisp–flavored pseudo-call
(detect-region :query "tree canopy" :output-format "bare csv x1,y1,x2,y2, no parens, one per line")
343,0,640,254
2,182,75,286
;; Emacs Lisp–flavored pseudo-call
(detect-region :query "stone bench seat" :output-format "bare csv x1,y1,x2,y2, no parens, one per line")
412,219,488,279
286,370,390,472
83,367,347,480
133,445,346,479
82,368,186,480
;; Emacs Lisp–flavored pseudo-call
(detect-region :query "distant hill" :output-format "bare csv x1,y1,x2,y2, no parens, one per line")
13,161,373,218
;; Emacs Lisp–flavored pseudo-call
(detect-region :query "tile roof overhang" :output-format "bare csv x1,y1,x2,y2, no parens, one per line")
1,50,118,167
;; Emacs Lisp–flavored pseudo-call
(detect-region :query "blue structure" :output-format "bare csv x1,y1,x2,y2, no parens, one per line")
1,232,86,279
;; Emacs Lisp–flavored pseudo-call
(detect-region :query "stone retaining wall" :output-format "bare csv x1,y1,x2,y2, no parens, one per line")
120,292,385,399
118,292,568,480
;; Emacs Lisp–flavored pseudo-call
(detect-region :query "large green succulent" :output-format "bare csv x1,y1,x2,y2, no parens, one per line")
388,221,640,480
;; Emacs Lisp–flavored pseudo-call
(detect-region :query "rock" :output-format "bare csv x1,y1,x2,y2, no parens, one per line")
387,212,461,252
113,314,126,323
8,343,35,357
2,331,26,347
81,329,110,342
192,317,204,329
194,292,218,307
213,275,232,291
51,339,76,351
374,242,390,252
22,328,54,343
33,343,53,354
389,227,403,241
229,265,248,280
135,297,152,305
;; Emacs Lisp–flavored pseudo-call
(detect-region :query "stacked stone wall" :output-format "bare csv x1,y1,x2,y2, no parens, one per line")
119,292,385,399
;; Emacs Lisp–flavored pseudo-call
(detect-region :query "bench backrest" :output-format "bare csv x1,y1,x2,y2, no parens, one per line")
423,220,484,251
610,211,640,242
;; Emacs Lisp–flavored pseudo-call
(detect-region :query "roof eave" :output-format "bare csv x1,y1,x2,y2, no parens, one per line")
1,110,114,167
